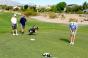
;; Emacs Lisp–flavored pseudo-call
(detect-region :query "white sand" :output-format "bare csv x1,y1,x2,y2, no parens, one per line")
31,14,88,25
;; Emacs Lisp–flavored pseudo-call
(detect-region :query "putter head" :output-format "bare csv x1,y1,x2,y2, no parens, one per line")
42,53,51,58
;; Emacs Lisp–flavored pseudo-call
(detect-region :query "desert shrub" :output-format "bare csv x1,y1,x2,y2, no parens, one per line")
84,18,88,21
23,9,37,16
5,6,13,10
76,10,84,14
60,14,65,20
79,14,83,17
48,12,57,18
69,18,78,22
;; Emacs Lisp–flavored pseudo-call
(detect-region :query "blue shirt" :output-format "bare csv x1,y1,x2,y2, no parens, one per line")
69,22,78,31
20,17,26,26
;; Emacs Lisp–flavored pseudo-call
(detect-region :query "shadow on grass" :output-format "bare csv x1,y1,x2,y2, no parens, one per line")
60,38,70,43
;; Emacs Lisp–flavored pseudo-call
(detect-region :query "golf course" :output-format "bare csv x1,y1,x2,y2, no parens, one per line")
0,12,88,58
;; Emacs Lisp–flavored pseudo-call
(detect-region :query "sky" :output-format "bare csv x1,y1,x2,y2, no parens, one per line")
15,0,88,6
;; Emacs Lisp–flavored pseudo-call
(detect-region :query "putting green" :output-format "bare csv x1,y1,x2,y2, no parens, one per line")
0,12,88,58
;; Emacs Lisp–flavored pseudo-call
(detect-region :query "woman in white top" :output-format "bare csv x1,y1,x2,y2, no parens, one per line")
11,14,18,35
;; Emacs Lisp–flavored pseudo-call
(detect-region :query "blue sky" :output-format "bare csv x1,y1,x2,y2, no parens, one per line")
15,0,88,6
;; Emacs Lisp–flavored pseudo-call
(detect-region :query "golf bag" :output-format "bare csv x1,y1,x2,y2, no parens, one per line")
29,25,38,35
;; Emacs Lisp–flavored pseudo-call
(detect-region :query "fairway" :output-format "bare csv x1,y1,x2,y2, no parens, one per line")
0,12,88,58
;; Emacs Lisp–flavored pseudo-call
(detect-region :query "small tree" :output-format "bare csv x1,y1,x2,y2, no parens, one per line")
5,6,13,10
56,2,66,12
24,5,28,10
83,1,88,10
29,6,37,12
1,5,7,9
23,9,37,16
50,5,57,12
66,5,83,13
37,7,46,12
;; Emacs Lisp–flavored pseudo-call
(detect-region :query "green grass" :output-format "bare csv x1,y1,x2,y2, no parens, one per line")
0,12,88,58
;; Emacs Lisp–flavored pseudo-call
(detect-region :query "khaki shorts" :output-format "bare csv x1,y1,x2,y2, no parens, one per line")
71,31,76,35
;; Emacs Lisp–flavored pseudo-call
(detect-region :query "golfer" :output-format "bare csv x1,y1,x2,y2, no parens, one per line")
11,14,18,35
20,15,27,34
69,19,78,45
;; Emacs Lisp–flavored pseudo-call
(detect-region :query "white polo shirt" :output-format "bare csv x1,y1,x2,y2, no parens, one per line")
11,17,17,24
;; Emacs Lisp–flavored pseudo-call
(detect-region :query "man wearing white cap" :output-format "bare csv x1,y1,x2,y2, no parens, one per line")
11,14,18,35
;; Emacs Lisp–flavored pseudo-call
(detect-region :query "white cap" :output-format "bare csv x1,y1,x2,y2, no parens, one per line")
14,14,16,17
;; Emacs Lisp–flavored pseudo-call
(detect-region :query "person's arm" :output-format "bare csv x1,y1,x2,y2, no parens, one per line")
70,28,72,33
20,18,22,23
11,17,13,23
16,18,18,27
69,23,72,32
75,23,78,32
25,17,27,22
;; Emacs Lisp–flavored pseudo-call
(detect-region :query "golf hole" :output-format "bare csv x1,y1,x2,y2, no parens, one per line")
30,38,35,41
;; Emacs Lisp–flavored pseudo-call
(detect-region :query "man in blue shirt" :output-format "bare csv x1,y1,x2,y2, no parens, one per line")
20,15,27,34
69,19,78,45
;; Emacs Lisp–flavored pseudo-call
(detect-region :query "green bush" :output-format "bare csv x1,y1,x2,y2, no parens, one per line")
48,12,57,18
23,9,37,16
76,10,84,14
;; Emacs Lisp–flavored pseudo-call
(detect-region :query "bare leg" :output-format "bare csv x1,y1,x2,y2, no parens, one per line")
21,25,25,33
69,30,73,44
12,30,15,35
22,28,24,32
72,34,76,43
70,34,73,44
15,29,18,35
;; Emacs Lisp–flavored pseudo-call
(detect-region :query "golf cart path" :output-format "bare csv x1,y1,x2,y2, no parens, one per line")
31,16,88,25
